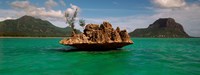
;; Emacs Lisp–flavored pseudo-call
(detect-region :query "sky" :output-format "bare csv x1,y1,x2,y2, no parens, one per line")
0,0,200,37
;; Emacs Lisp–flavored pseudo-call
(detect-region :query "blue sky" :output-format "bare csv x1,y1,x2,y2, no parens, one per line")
0,0,154,17
0,0,200,37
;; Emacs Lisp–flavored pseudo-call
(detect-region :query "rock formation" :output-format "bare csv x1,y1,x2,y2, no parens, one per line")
129,18,190,38
60,21,133,50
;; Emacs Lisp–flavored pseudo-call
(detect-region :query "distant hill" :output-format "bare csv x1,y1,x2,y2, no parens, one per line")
129,18,190,38
0,15,80,37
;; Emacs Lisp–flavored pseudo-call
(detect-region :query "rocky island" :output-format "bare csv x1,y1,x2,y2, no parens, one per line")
60,21,133,50
129,18,190,38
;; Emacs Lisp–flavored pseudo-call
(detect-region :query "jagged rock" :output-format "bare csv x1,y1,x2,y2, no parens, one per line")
116,27,120,32
111,30,122,42
85,24,99,31
60,21,133,50
120,30,132,42
100,21,113,29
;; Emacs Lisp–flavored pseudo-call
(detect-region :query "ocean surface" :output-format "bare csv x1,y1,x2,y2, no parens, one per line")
0,38,200,75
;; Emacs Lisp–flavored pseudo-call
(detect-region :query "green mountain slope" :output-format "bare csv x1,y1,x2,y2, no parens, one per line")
0,15,80,37
129,18,190,38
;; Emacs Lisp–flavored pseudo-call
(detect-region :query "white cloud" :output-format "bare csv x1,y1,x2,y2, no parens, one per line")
45,0,58,9
152,0,186,8
51,21,67,28
0,17,15,21
10,0,64,21
11,1,33,10
65,4,80,20
59,0,66,6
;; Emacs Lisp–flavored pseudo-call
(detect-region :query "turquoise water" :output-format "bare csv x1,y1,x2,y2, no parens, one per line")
0,38,200,75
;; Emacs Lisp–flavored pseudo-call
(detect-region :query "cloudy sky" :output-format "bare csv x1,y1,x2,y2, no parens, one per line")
0,0,200,37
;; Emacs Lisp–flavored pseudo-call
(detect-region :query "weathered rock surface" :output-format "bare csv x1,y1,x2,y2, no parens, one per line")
129,18,190,38
60,21,133,50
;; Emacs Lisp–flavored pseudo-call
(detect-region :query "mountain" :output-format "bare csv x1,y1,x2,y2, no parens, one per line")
0,15,80,37
129,18,190,38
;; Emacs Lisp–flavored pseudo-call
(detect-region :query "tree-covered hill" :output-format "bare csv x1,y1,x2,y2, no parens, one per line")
0,15,80,37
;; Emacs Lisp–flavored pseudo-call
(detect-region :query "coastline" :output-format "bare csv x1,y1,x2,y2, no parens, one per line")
0,37,69,38
1,37,199,38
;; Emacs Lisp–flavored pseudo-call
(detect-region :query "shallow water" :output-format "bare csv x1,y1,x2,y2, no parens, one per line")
0,38,200,75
